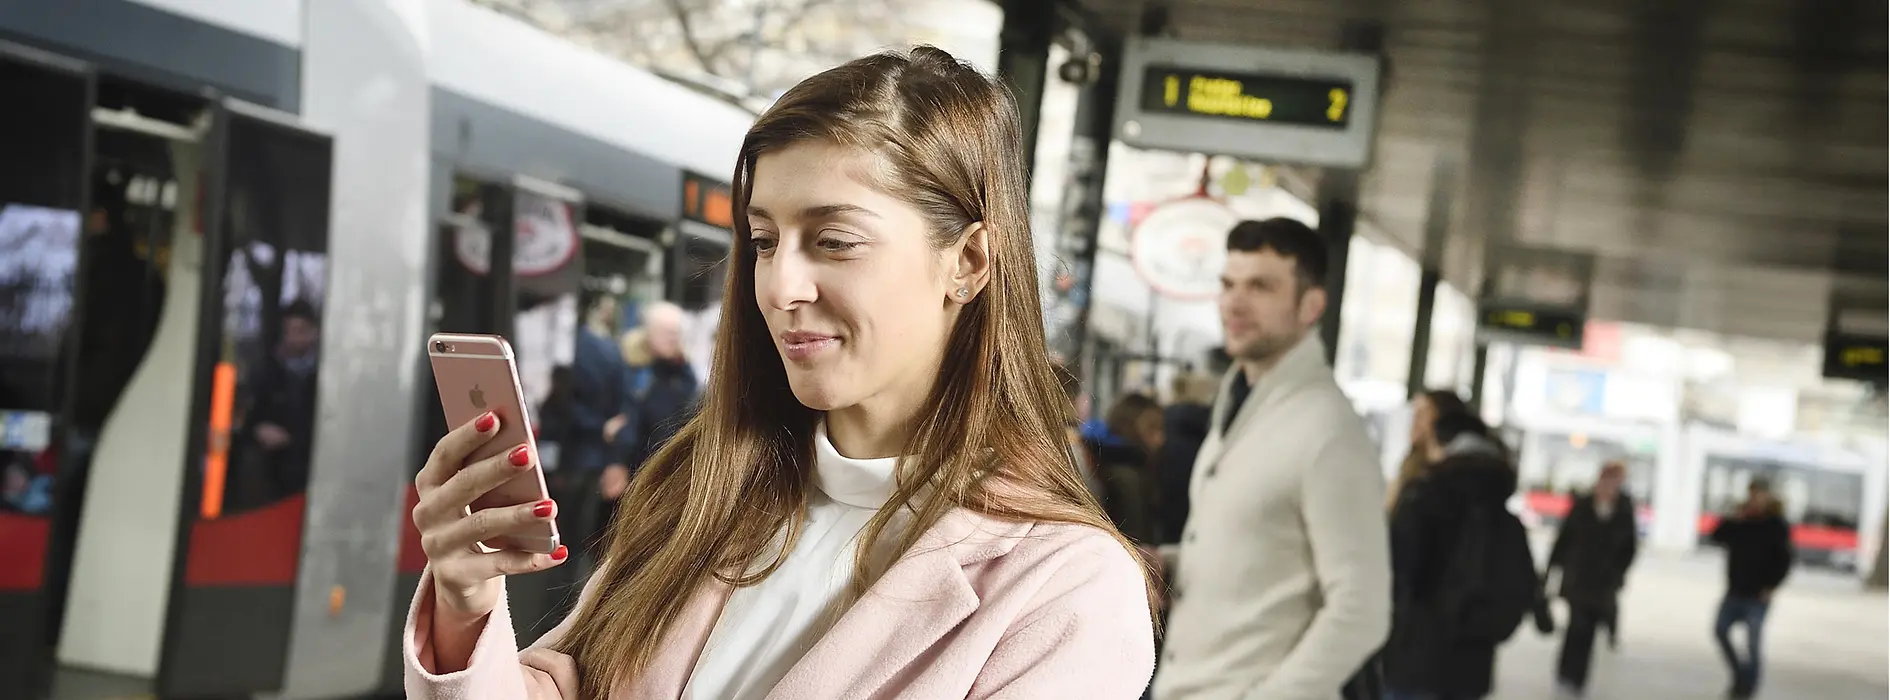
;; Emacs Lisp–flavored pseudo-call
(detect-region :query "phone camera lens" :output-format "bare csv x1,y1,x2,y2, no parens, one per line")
432,340,447,353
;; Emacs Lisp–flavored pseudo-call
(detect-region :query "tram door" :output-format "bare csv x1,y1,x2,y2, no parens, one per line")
0,41,337,699
391,174,584,683
0,40,93,700
153,99,334,698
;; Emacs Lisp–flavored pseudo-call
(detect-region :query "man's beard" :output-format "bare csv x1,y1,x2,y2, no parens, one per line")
1232,329,1301,367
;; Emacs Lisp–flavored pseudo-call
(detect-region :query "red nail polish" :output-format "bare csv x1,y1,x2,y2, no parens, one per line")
474,412,496,432
533,500,555,518
509,446,531,467
550,545,569,561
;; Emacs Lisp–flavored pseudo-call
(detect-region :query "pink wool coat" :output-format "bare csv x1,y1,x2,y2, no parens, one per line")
404,509,1156,699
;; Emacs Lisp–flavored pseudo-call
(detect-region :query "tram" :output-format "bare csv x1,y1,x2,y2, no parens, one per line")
0,1,751,699
1679,426,1887,573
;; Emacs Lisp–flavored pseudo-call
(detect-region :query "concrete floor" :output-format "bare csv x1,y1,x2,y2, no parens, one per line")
1487,545,1888,700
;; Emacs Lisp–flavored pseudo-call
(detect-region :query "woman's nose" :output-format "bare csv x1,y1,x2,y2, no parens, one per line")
761,250,817,311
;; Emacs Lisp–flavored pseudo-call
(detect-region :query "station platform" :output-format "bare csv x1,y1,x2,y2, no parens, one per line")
1489,544,1887,700
45,546,1888,700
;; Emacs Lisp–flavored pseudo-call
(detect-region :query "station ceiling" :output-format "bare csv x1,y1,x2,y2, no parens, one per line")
1072,0,1887,343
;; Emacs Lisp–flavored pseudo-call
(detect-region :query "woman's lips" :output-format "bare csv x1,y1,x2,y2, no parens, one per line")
781,331,840,361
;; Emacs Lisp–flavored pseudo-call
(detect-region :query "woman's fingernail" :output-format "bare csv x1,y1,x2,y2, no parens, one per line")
550,545,569,562
509,446,531,467
533,500,555,518
474,412,496,432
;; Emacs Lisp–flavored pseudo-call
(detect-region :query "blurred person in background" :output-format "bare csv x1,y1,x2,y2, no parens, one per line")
560,292,637,553
1089,392,1163,544
1154,218,1390,700
1387,390,1470,513
1156,372,1216,546
600,300,698,509
1384,411,1538,700
1543,462,1639,698
1708,479,1793,700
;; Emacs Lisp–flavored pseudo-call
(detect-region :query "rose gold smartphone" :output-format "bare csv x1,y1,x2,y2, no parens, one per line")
427,333,560,554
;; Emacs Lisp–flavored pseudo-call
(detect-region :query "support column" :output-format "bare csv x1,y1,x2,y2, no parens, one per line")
1406,157,1457,397
1062,34,1121,366
1407,269,1439,396
1316,21,1384,366
1468,343,1490,411
996,0,1055,180
1316,181,1356,366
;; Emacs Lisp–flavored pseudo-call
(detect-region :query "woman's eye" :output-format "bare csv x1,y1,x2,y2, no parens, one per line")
751,236,778,253
817,237,863,253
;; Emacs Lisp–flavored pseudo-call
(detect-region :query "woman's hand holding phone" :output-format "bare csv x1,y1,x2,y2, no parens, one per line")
412,411,569,629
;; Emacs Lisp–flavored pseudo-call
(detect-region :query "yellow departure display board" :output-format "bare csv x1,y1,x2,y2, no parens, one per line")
1476,301,1587,350
1823,333,1888,383
1114,38,1381,168
1140,65,1352,129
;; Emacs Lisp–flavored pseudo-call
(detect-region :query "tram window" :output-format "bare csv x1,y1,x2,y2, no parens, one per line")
0,57,87,414
1699,457,1863,531
0,54,87,527
1524,431,1656,504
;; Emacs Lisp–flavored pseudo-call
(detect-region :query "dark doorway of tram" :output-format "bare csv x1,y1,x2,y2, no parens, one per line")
0,48,208,699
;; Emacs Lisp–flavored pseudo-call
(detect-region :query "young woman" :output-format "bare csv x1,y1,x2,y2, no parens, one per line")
402,46,1157,700
1386,390,1470,513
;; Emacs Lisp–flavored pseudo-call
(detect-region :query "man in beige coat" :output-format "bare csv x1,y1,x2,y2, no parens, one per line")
1153,218,1391,700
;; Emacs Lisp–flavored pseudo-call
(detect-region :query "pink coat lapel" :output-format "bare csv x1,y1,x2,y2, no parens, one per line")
614,580,732,699
763,509,1032,699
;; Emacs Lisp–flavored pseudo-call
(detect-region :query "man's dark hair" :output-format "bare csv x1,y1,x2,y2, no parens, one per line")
1226,218,1328,293
282,299,319,325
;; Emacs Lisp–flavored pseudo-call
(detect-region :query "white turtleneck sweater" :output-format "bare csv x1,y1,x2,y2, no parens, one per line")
682,422,899,700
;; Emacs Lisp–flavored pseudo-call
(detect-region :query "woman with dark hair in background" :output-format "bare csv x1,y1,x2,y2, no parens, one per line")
1385,411,1538,700
1387,390,1470,513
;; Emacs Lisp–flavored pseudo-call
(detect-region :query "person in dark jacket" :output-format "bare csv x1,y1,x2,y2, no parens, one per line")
1709,479,1794,700
235,300,322,509
1156,372,1216,545
1544,462,1639,698
1384,411,1526,700
1088,392,1163,544
599,301,699,524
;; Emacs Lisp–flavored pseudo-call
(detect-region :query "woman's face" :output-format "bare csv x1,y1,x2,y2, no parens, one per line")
1135,409,1165,452
1409,395,1436,447
748,141,967,414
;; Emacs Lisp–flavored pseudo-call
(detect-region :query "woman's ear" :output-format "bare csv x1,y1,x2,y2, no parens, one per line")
949,221,992,304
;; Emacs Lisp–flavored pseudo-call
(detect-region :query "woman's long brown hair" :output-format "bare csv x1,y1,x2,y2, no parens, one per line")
553,46,1157,697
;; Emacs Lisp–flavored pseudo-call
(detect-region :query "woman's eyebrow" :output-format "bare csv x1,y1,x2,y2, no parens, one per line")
748,203,881,221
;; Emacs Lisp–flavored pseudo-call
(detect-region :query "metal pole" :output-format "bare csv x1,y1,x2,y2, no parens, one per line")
1316,21,1384,367
1407,269,1439,397
1407,157,1456,397
997,0,1055,180
1316,185,1355,367
1468,343,1490,411
1062,33,1121,367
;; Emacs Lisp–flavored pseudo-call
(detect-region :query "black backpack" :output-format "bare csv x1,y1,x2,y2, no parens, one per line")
1438,503,1539,642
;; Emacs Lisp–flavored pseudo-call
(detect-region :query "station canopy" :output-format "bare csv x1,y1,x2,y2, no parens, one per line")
1072,0,1887,344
